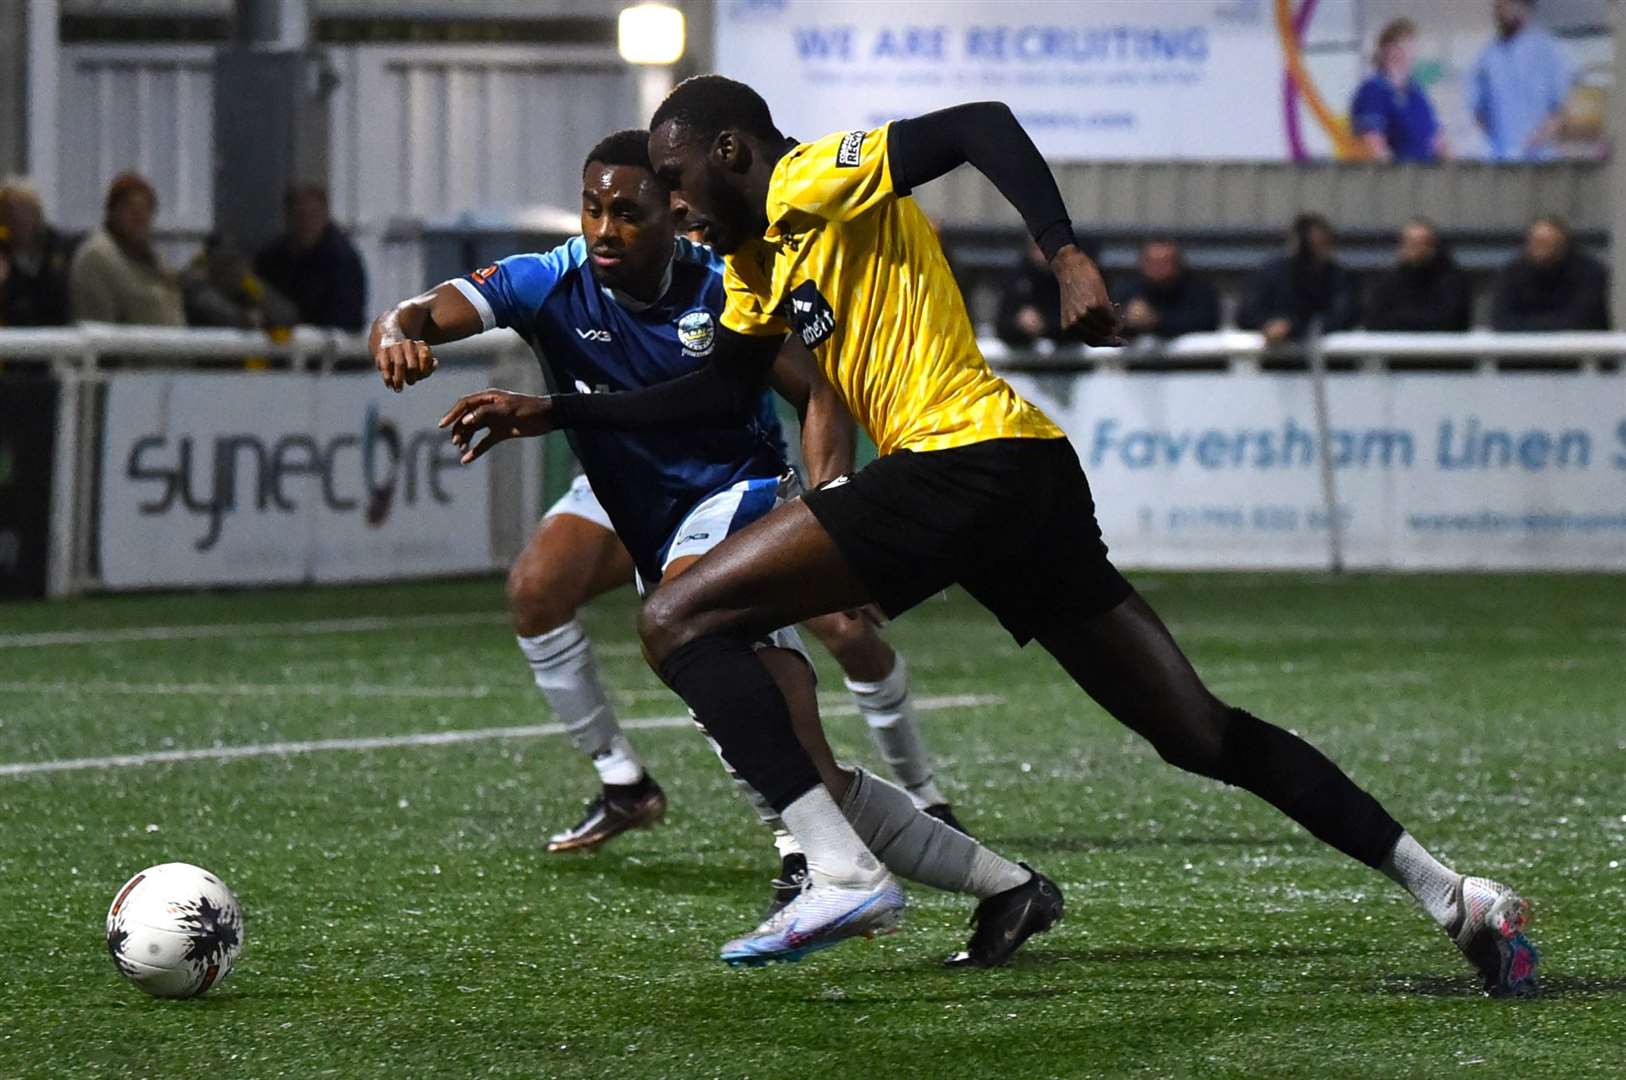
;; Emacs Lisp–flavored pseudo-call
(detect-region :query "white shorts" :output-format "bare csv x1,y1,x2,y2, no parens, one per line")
542,472,812,667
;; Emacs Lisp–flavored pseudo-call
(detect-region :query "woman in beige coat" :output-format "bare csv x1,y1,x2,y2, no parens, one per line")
68,172,186,326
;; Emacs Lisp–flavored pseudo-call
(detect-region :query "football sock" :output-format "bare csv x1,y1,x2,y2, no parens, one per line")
692,715,804,857
1207,708,1404,869
1380,831,1461,929
657,635,823,813
780,785,885,888
517,622,642,785
845,654,946,807
839,768,1029,898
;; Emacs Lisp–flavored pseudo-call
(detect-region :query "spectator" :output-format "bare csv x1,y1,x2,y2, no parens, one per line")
1365,218,1472,331
1239,214,1361,345
182,233,299,330
1351,19,1451,163
1115,238,1220,339
67,173,185,326
254,184,367,330
1490,216,1608,331
0,178,76,327
994,240,1066,347
1470,0,1573,161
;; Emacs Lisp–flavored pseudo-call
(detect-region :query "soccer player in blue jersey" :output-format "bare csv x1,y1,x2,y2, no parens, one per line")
370,130,1052,959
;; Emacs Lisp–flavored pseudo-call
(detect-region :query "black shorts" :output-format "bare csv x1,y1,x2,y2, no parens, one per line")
802,436,1132,645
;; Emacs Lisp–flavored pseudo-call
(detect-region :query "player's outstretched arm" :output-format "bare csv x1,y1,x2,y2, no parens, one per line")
887,102,1122,345
369,282,484,393
547,326,782,433
767,338,855,488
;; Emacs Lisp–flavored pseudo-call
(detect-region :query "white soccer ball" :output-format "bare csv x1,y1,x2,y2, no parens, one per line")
105,862,244,998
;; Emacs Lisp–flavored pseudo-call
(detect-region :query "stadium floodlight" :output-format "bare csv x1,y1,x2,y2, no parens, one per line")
618,3,685,66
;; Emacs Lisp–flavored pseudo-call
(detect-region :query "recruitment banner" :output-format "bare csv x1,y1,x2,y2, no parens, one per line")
1006,371,1626,570
715,0,1612,162
99,371,495,589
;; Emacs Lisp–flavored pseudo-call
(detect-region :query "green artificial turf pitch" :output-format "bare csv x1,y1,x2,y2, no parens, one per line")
1,573,1623,1078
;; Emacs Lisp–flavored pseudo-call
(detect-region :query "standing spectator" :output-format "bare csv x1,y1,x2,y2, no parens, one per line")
1490,216,1608,331
254,184,367,330
0,178,76,327
67,173,185,326
1239,214,1361,345
1351,19,1451,163
181,232,299,330
1470,0,1574,161
1365,218,1472,331
1115,239,1220,339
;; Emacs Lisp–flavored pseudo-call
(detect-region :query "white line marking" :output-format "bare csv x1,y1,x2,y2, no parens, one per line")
0,611,650,653
0,693,1003,778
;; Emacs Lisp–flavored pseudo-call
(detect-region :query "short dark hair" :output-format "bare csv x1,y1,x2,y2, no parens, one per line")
105,172,157,215
582,128,653,176
650,75,781,147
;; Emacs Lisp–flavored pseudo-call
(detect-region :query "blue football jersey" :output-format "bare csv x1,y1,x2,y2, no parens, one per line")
455,236,789,582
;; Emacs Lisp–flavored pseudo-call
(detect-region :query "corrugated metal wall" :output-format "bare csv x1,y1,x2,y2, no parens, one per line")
913,161,1609,235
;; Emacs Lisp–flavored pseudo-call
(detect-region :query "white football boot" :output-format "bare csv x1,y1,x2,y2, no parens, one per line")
720,873,905,966
1448,875,1539,996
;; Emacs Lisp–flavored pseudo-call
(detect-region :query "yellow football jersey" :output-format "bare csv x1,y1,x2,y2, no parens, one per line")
720,124,1064,457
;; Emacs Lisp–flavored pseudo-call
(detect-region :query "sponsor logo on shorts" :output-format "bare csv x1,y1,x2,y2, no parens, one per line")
677,309,716,357
835,130,866,168
680,531,711,543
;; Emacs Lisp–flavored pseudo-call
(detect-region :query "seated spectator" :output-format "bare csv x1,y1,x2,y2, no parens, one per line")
182,232,299,330
1239,214,1361,344
67,172,185,326
1116,239,1220,339
1490,216,1608,331
1365,217,1471,331
1350,19,1451,163
0,179,77,327
994,240,1066,347
254,184,367,330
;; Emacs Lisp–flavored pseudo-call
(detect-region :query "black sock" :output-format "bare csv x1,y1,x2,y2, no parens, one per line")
657,635,820,813
1215,709,1404,868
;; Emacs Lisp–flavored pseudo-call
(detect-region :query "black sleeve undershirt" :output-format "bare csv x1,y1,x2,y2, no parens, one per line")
887,102,1077,261
549,325,783,431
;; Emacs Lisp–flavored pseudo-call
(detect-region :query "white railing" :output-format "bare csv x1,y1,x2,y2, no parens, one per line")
980,329,1626,372
6,326,1626,594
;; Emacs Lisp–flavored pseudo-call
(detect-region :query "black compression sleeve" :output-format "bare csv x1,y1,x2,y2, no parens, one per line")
887,102,1076,261
549,327,782,431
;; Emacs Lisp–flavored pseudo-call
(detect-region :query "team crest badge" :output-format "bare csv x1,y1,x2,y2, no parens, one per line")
678,309,716,357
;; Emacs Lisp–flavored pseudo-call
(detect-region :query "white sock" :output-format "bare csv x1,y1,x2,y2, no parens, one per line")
846,654,942,803
780,786,885,888
691,715,801,857
517,622,642,786
1380,831,1461,929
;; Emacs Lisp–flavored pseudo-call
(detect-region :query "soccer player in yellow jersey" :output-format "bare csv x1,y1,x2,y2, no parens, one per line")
441,79,1537,992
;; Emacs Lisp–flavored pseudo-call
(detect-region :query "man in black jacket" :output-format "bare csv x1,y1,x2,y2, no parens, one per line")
1239,213,1361,344
1490,216,1609,331
1117,238,1221,339
254,184,368,331
1365,218,1472,331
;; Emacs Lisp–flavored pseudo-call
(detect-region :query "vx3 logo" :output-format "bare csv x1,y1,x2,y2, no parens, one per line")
575,328,613,342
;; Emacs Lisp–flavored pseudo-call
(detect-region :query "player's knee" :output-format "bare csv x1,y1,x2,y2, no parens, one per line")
1149,699,1236,780
637,587,697,664
808,612,880,670
506,556,574,636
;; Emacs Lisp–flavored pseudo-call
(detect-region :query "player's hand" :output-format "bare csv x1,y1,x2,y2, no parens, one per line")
439,389,554,464
1051,245,1124,347
374,336,438,393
